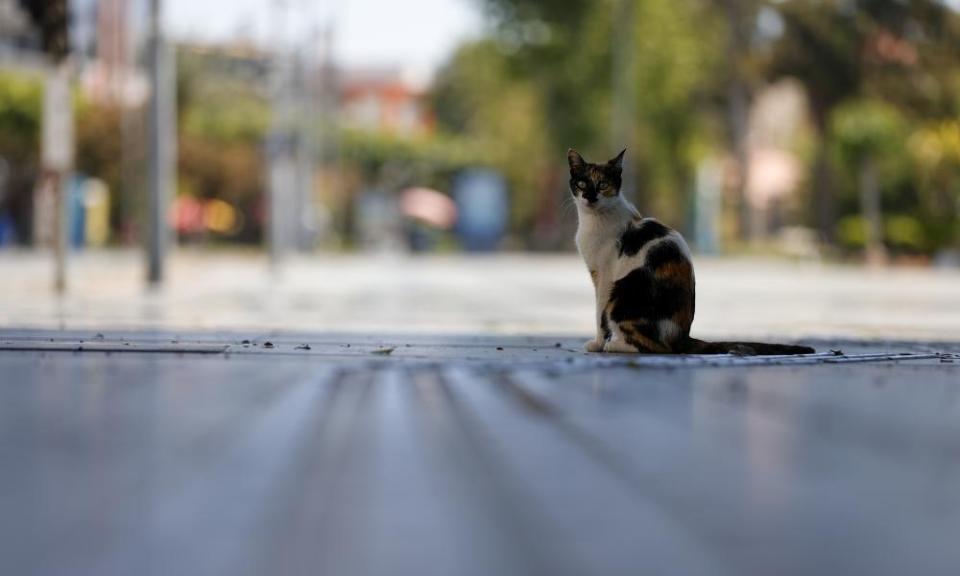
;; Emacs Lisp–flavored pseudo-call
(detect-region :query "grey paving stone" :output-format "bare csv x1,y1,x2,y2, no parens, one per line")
1,329,959,575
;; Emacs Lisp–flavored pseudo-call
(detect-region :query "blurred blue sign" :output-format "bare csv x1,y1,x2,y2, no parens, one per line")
453,169,508,252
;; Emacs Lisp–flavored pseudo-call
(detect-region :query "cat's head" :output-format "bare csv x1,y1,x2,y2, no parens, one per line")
567,148,625,210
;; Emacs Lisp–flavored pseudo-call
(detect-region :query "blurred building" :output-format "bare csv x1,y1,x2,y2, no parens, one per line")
743,80,807,240
79,0,149,105
339,68,433,136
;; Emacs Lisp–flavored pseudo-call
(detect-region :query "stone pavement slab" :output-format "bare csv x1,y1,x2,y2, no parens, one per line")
1,329,959,576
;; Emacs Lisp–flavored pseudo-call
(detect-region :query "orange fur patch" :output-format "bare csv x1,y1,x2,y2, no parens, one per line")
655,260,695,334
619,321,671,353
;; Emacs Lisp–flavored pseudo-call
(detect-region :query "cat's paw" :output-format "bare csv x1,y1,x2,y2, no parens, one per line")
603,340,639,354
583,339,604,353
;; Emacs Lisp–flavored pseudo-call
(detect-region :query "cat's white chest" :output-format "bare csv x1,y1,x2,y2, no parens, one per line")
575,221,619,274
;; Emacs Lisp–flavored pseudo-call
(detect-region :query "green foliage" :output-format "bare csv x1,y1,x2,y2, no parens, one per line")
910,120,960,185
177,47,270,143
908,119,960,247
182,97,269,143
432,40,551,230
831,100,907,162
74,101,124,233
340,128,487,188
173,46,272,242
434,0,725,235
629,0,723,220
884,214,929,251
0,72,43,241
763,0,960,254
837,213,935,252
0,73,42,142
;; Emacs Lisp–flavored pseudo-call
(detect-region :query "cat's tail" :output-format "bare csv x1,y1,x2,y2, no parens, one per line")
680,337,814,356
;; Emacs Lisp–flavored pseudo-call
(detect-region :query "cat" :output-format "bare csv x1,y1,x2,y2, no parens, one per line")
568,148,814,355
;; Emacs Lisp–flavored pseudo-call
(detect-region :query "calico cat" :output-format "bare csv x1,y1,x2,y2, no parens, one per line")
568,148,814,355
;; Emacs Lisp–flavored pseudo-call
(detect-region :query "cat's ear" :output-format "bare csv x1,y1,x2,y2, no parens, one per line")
567,148,586,171
608,148,626,170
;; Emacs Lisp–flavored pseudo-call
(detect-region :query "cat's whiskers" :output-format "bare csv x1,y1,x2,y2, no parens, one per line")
560,196,578,222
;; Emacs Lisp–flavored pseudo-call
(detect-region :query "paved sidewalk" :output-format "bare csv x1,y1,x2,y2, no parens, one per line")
2,250,960,340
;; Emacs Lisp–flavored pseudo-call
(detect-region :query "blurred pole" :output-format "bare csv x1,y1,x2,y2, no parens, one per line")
722,0,751,243
146,0,175,286
294,0,321,251
52,173,67,293
268,0,288,269
320,24,341,242
269,2,282,265
36,0,73,293
611,0,637,203
42,63,74,294
295,50,314,251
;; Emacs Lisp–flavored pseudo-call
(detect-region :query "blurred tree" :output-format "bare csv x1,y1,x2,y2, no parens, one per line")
831,99,908,262
75,101,123,237
174,46,272,243
628,0,724,222
0,72,42,243
437,0,724,244
764,0,862,244
765,0,960,251
909,119,960,251
432,40,550,236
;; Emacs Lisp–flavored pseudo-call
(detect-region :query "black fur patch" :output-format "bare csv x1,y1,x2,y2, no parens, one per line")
618,219,670,257
630,321,662,345
608,267,689,325
600,312,611,342
644,241,687,271
608,240,694,340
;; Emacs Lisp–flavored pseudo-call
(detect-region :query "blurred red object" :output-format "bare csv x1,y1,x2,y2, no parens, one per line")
174,196,205,234
400,187,457,229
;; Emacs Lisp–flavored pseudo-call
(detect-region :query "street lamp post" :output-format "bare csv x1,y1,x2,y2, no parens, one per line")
146,0,174,286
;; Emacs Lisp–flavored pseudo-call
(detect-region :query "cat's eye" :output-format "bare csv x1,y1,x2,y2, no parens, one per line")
598,181,609,190
576,181,587,190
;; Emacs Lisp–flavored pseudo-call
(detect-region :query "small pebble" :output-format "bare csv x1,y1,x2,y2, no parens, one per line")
295,344,311,351
263,342,274,349
496,346,504,351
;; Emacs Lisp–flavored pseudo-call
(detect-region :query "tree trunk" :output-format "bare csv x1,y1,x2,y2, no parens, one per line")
859,154,886,265
811,131,835,245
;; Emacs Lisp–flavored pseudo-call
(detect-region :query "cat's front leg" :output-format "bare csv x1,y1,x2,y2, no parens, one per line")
584,292,606,352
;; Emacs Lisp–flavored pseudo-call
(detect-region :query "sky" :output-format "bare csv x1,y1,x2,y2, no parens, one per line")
166,0,485,75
